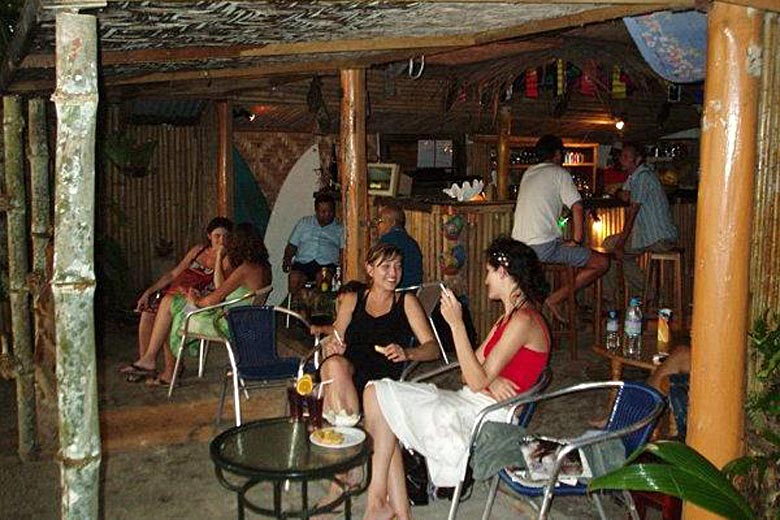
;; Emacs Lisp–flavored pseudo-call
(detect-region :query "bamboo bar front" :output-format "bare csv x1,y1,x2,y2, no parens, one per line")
394,198,696,339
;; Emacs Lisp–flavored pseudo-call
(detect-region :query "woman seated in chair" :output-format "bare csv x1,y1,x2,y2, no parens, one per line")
317,242,439,424
123,223,271,386
362,237,551,520
121,217,234,379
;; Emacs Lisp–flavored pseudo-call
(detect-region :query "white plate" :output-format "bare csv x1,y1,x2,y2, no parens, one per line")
310,427,366,449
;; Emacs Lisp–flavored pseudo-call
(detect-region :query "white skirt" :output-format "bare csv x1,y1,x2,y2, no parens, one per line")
371,378,504,487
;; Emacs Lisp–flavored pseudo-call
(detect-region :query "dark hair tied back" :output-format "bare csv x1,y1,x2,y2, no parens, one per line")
228,223,269,266
206,217,234,235
486,236,550,307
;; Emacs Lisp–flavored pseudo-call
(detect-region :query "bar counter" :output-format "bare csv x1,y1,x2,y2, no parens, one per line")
374,193,696,338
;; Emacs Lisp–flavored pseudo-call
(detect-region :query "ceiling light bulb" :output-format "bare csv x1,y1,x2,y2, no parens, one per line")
615,120,625,130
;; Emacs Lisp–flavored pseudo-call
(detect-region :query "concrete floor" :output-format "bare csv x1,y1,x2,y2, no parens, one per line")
0,318,655,520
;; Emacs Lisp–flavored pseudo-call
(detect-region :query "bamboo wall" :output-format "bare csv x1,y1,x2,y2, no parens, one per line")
401,200,696,338
99,104,218,294
749,12,780,326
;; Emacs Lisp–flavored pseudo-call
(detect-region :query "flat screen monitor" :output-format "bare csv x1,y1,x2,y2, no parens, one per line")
367,163,401,196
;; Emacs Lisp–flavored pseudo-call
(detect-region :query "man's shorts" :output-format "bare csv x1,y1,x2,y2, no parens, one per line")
530,239,591,268
291,260,338,281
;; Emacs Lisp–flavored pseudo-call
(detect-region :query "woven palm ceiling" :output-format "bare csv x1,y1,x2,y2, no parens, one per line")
3,0,702,140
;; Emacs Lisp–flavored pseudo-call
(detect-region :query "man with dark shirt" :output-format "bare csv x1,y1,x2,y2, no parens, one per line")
375,201,423,289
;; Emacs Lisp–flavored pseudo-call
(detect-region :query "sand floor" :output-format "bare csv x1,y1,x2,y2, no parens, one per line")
0,316,659,520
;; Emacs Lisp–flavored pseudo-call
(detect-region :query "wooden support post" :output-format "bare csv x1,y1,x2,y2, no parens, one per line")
339,69,368,281
216,100,233,218
52,12,101,519
496,105,512,200
3,95,37,460
686,3,760,519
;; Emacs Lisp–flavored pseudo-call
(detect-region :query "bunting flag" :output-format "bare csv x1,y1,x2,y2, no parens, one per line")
579,62,597,96
525,68,538,98
611,65,627,98
556,59,565,96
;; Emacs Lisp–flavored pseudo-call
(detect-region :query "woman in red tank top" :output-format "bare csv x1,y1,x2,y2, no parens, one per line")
362,237,551,520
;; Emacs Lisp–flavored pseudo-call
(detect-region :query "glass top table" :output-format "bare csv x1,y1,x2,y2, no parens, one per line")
211,417,372,519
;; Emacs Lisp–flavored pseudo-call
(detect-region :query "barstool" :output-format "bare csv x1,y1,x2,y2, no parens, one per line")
642,248,684,330
542,263,577,360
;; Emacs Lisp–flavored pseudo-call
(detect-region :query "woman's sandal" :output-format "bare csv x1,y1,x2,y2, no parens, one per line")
145,366,184,388
118,362,156,376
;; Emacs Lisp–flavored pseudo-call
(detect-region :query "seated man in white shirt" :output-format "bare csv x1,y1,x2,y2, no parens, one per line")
282,192,344,296
511,135,608,321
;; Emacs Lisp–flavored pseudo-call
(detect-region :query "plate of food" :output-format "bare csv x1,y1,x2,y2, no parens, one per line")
310,427,366,449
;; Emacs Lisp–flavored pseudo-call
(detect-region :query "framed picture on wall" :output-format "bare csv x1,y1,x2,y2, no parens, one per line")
367,163,401,196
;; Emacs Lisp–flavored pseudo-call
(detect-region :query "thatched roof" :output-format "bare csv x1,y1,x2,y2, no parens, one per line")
2,0,706,140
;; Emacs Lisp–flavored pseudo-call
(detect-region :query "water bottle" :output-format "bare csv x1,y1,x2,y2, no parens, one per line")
623,297,643,359
605,310,620,352
332,267,342,293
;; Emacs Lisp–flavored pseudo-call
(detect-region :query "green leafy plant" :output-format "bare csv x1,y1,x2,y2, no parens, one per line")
589,440,755,520
723,314,780,518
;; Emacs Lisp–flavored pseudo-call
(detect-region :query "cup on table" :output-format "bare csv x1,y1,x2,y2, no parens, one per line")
287,387,305,422
306,394,324,430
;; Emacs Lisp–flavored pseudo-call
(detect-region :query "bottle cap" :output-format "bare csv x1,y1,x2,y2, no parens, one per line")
607,310,618,319
629,297,641,306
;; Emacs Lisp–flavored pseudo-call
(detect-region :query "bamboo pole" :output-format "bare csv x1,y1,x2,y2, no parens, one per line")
686,4,760,520
28,97,51,295
496,105,512,200
3,95,37,460
52,12,101,519
339,68,368,281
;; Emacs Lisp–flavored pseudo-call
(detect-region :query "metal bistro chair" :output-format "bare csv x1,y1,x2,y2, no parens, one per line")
395,282,451,381
407,363,553,520
168,285,273,397
483,381,666,520
217,305,318,427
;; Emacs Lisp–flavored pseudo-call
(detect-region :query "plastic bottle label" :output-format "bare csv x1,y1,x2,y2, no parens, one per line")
625,319,642,336
606,320,619,332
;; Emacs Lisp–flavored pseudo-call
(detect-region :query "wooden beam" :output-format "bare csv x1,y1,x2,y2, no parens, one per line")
686,3,760,519
339,69,368,282
473,2,695,43
721,0,780,12
21,34,478,70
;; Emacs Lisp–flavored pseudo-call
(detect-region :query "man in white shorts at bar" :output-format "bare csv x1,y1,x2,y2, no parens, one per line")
511,134,609,321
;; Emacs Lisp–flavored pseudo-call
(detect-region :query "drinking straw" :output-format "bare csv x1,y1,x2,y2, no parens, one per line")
317,379,334,400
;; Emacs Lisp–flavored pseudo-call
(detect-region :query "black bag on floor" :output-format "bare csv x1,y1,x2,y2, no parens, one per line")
402,448,430,506
434,465,474,502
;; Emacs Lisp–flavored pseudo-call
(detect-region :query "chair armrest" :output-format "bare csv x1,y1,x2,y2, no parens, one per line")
179,290,258,337
408,361,461,382
467,367,552,454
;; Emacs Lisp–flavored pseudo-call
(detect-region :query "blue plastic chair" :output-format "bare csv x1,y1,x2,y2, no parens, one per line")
217,305,316,427
483,381,666,520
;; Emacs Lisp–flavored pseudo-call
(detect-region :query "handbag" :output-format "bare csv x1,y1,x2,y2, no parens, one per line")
401,448,430,506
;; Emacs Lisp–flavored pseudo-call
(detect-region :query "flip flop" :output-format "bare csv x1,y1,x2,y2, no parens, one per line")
118,362,156,376
145,376,175,388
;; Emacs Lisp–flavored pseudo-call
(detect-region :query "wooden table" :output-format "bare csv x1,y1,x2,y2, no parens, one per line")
593,331,689,381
